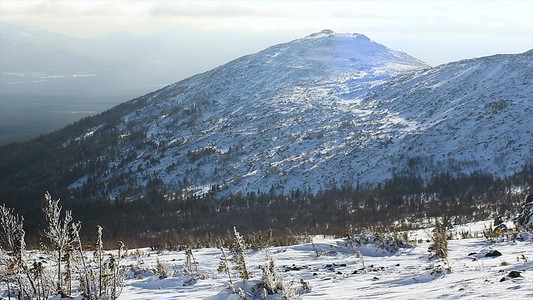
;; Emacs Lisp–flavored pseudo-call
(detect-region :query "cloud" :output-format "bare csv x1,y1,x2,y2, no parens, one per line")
2,0,530,34
145,1,261,18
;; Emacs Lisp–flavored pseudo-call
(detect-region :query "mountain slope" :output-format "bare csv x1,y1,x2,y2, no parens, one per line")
365,51,533,178
0,32,531,201
0,23,301,145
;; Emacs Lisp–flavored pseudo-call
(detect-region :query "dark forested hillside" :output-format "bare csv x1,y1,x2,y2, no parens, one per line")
2,167,531,246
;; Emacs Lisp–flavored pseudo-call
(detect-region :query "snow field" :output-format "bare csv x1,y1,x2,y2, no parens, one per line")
111,221,532,299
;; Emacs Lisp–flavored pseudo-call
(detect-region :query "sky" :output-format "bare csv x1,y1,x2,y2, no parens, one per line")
0,0,532,66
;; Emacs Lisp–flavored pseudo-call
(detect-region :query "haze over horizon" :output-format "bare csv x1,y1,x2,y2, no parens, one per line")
1,0,531,66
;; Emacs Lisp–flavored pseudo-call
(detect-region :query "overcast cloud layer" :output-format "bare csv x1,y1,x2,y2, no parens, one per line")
1,0,532,65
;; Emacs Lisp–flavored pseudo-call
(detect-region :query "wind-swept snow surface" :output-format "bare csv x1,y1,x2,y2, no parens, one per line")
119,231,532,299
11,221,528,299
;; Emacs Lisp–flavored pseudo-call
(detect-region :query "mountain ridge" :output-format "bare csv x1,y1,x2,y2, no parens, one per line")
0,31,531,201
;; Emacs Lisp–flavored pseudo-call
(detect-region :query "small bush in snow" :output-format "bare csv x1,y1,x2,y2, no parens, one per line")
217,246,234,289
356,251,366,270
428,218,448,261
0,204,35,299
184,247,198,275
346,232,412,254
156,258,169,279
257,258,301,299
428,218,451,273
229,227,250,281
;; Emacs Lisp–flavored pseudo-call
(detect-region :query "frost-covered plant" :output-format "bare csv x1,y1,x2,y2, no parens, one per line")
64,247,73,296
258,258,300,300
459,229,473,239
42,192,73,295
259,259,283,294
356,251,366,270
70,222,92,298
230,227,250,281
156,258,169,279
111,241,126,298
482,223,497,240
28,259,54,300
428,218,448,259
0,204,36,299
217,228,253,294
183,246,206,281
0,204,26,261
346,232,412,255
299,278,311,293
184,247,198,275
105,252,125,299
82,226,124,299
0,246,19,299
237,287,250,299
95,225,104,297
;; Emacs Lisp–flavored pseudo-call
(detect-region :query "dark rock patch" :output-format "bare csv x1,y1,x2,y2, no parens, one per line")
485,250,502,257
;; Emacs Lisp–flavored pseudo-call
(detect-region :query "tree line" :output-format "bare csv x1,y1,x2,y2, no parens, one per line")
1,165,531,249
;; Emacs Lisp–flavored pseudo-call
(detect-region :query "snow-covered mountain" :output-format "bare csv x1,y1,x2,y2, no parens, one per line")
0,23,295,146
2,31,531,199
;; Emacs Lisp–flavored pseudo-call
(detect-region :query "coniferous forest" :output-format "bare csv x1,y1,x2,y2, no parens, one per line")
1,164,531,248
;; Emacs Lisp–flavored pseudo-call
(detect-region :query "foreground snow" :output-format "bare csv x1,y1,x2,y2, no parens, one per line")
113,221,532,299
2,221,531,299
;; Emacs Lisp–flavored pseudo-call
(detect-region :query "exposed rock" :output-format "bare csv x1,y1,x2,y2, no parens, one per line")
508,271,522,278
501,270,522,282
485,250,502,257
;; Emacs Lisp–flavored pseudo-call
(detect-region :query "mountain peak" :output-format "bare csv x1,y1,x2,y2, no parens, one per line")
253,30,428,78
304,29,371,41
306,29,335,38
